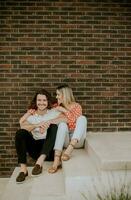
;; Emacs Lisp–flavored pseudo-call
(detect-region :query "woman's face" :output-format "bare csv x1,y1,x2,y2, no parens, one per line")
36,94,48,111
56,90,63,105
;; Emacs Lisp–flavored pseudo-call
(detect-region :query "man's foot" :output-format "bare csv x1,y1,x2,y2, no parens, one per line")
16,171,28,183
31,164,42,176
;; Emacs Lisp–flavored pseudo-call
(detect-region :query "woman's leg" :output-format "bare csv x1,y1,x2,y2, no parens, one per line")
48,150,62,173
48,122,69,173
62,116,87,161
72,115,87,147
54,122,69,151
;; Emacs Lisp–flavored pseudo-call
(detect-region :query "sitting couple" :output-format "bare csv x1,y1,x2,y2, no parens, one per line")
15,84,87,183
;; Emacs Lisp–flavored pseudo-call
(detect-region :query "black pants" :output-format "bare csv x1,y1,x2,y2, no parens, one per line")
15,124,57,164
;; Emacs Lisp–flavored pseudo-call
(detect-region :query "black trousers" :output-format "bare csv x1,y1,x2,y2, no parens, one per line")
15,124,57,164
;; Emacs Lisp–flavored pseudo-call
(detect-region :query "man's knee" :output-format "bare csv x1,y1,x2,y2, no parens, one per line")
49,124,58,133
15,129,28,140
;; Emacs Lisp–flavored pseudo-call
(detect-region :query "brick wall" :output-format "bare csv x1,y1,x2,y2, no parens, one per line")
0,0,131,176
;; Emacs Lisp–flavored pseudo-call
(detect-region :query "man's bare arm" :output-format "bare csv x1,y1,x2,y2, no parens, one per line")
20,121,37,132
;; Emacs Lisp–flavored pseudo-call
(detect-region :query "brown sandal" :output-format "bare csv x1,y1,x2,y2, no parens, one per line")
48,163,62,173
48,154,62,174
61,143,75,161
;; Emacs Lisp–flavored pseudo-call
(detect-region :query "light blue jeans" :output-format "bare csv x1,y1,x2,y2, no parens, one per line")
54,115,87,151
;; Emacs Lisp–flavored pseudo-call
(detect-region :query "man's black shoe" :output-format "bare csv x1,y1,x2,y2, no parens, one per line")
32,164,42,176
16,171,28,183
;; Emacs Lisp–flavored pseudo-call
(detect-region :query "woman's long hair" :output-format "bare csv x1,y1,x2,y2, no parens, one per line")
28,89,53,110
56,84,75,106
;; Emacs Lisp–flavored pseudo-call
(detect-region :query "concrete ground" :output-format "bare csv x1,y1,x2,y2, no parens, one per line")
0,132,131,200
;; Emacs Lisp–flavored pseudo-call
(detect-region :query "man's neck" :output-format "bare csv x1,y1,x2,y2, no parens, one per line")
37,109,48,115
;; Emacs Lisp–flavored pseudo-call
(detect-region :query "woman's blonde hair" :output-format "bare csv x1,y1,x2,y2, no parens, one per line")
56,84,75,106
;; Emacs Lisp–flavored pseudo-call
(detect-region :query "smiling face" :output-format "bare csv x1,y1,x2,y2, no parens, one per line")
36,94,48,111
56,90,63,105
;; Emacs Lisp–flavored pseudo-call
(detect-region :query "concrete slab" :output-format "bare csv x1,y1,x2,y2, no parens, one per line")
0,178,9,200
29,162,65,200
87,132,131,170
1,167,33,200
63,147,131,200
1,162,65,200
1,132,131,200
62,149,99,177
62,149,101,200
65,170,131,200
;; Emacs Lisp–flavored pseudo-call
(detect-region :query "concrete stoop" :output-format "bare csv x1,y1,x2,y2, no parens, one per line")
1,163,65,200
28,162,65,200
63,149,100,200
0,178,9,200
1,132,131,200
86,132,131,170
1,167,34,200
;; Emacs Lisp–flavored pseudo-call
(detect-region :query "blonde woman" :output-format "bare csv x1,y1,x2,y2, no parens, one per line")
47,84,87,173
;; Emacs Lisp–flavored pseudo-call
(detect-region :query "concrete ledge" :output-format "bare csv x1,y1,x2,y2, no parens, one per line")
2,162,65,200
87,132,131,170
62,149,99,177
29,162,65,200
0,178,9,200
1,167,33,200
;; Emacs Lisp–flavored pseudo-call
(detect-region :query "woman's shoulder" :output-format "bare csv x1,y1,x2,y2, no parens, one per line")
70,102,82,109
47,108,60,116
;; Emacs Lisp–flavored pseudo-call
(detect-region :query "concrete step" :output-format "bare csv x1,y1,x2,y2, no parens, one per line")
62,148,131,200
62,149,99,177
1,162,65,200
86,132,131,170
62,149,100,200
1,167,34,200
2,132,131,200
0,178,9,200
28,162,65,200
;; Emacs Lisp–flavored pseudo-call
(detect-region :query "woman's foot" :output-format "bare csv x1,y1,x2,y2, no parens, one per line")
48,151,62,173
61,139,78,161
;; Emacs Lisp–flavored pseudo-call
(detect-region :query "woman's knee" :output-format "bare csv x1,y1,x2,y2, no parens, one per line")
77,115,87,125
58,122,68,131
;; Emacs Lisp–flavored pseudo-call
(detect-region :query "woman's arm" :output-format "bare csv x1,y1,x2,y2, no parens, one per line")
54,103,82,123
39,114,67,134
38,113,67,133
64,103,82,123
48,113,67,124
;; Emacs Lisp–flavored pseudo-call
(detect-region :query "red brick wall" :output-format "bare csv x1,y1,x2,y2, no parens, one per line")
0,0,131,176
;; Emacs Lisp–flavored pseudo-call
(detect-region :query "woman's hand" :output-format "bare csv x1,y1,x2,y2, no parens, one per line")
27,109,36,115
54,106,67,113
